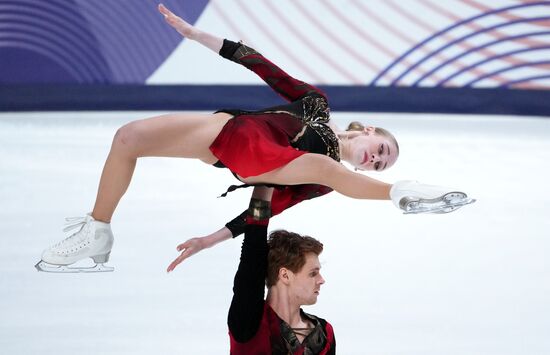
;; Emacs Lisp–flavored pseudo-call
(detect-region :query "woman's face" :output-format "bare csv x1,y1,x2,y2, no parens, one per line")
347,128,399,171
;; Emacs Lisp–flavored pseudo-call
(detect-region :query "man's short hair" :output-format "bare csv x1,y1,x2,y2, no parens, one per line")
266,229,323,287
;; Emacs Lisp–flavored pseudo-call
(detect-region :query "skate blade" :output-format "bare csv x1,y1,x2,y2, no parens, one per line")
402,192,476,215
35,261,114,273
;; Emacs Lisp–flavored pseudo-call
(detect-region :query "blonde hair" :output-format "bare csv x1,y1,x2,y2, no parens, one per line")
346,121,400,155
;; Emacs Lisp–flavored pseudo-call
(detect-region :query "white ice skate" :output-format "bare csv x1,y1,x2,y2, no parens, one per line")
390,180,476,214
35,214,114,273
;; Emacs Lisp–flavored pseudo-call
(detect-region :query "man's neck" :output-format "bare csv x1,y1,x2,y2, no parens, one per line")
266,288,305,328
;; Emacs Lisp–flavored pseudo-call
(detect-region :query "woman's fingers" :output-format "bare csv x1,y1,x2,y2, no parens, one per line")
167,238,205,272
167,250,189,272
157,3,197,39
158,3,172,17
177,241,190,252
158,4,179,24
167,244,197,272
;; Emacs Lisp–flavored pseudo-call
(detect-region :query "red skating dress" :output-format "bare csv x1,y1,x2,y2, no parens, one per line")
211,40,340,234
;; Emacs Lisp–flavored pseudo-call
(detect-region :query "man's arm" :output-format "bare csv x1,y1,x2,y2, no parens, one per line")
167,182,331,271
225,184,333,238
227,187,273,342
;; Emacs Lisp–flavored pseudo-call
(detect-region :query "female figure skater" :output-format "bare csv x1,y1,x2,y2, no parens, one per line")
35,4,474,273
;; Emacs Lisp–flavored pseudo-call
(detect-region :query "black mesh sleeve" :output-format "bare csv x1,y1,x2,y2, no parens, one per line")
225,210,247,238
219,39,326,102
219,39,242,59
227,224,268,342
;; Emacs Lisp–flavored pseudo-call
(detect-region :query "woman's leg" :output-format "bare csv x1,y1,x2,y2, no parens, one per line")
92,112,231,222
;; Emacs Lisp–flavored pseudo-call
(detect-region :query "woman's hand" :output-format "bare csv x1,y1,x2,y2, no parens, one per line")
167,227,234,272
167,237,205,272
158,3,198,39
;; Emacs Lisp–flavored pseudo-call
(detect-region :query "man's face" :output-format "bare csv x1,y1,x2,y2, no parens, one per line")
288,252,325,306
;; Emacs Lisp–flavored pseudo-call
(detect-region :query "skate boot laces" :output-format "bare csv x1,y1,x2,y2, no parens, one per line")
52,215,93,249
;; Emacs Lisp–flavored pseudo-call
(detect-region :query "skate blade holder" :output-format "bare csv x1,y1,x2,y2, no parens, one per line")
35,261,114,273
401,192,476,215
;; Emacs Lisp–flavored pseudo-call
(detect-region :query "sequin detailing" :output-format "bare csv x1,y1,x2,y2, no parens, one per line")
301,94,339,162
231,43,259,61
308,121,340,162
302,95,330,123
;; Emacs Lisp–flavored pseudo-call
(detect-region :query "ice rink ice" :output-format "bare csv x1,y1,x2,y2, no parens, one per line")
1,111,549,354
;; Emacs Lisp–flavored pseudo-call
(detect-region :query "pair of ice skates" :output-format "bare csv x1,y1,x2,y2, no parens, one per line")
35,180,475,273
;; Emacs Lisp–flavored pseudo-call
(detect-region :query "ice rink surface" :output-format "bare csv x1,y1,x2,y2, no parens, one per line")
1,111,549,355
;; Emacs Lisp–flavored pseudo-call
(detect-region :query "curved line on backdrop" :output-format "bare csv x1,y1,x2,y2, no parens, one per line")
0,19,107,82
413,31,550,86
232,0,323,82
0,0,87,39
390,16,550,86
0,3,105,72
0,33,93,82
0,2,111,82
79,0,197,83
262,0,359,83
500,74,550,88
438,46,550,87
208,1,254,46
78,3,145,83
0,39,83,81
291,0,370,82
463,0,550,32
119,2,165,79
465,59,550,87
371,1,550,85
318,0,386,75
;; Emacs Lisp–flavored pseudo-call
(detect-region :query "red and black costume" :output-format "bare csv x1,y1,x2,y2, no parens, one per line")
209,39,339,237
228,214,336,354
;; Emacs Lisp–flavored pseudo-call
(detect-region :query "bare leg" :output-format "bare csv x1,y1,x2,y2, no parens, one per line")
91,133,137,222
91,112,231,222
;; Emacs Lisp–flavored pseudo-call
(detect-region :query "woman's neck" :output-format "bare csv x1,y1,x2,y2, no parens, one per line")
329,123,349,162
338,138,349,163
338,131,359,164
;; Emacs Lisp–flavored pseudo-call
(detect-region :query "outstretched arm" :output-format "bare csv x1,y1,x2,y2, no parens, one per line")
223,184,333,238
218,39,325,102
166,226,232,272
166,181,332,271
228,187,273,342
244,153,392,200
158,4,324,102
159,4,223,52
